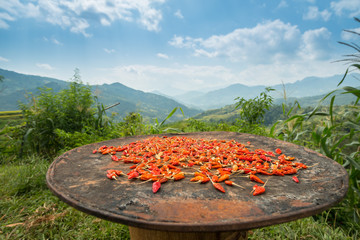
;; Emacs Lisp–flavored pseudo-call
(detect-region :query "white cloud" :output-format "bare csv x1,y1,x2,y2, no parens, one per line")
0,56,9,62
36,63,54,70
104,48,116,54
303,6,331,21
43,36,63,45
0,0,166,36
277,0,288,8
93,58,345,95
157,53,169,59
331,0,360,17
52,38,62,45
174,9,184,19
0,12,15,29
100,18,111,26
298,28,332,60
98,64,237,94
170,20,333,64
70,18,92,37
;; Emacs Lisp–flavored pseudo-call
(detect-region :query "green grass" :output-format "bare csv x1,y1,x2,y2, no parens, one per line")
0,155,357,240
250,216,354,240
0,110,22,119
0,157,130,240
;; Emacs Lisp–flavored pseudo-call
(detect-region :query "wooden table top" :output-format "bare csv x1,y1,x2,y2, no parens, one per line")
46,132,348,232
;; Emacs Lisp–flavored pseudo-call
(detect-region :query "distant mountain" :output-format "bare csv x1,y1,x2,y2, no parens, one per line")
1,68,358,121
0,68,201,121
174,84,266,110
173,74,360,110
193,91,358,125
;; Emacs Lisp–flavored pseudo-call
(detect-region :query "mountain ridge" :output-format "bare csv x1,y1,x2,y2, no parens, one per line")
172,74,360,109
0,68,201,121
1,68,358,119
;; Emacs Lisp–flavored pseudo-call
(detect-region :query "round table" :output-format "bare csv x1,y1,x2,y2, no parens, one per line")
46,132,348,240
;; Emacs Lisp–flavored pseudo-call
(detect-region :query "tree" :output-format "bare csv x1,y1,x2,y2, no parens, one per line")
235,87,274,125
19,68,99,156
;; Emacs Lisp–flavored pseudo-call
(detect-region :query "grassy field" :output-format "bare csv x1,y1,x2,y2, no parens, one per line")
0,110,22,119
0,154,356,240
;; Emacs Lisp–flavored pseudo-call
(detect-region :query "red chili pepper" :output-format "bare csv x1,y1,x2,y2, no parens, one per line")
292,176,299,183
106,172,117,180
190,176,204,182
249,174,264,184
211,175,219,183
284,168,297,175
217,174,230,182
213,182,225,193
99,136,307,194
128,171,139,179
173,172,185,181
275,148,282,154
152,181,161,193
252,185,265,196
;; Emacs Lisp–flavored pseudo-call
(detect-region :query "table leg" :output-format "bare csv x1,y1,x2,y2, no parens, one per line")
129,226,248,240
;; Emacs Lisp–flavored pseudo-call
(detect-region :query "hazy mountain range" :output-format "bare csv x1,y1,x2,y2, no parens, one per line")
172,74,360,110
0,68,358,121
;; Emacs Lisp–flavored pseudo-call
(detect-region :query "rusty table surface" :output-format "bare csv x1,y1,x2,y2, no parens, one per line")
46,132,348,232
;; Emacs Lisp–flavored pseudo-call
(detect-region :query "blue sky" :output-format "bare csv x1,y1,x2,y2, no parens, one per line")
1,0,360,95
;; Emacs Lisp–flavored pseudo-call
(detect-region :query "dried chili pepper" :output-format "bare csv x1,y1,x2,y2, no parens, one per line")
252,185,265,196
152,181,161,193
275,148,282,154
217,174,230,182
224,180,244,188
249,174,264,184
292,176,299,183
97,136,306,194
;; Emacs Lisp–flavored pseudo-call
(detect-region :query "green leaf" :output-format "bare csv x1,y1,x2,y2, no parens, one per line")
270,120,281,137
329,95,335,126
345,141,360,147
283,114,305,124
320,137,331,157
337,68,348,87
159,107,183,128
342,86,360,98
345,155,360,171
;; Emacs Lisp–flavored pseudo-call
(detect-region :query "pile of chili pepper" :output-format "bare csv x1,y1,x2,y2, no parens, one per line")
94,136,307,195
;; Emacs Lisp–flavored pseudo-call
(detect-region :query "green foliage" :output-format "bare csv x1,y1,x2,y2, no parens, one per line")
270,19,360,235
235,87,274,126
0,123,26,163
18,69,107,157
249,215,353,240
119,112,146,136
0,157,130,240
147,107,184,134
185,118,213,132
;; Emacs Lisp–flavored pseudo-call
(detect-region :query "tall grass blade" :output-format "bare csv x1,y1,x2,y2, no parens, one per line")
345,156,360,171
159,107,182,127
329,95,335,126
342,86,360,98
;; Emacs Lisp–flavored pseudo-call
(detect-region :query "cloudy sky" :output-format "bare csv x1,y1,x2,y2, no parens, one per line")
1,0,360,95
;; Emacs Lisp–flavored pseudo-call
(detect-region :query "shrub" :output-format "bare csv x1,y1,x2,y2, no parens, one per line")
18,69,106,157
